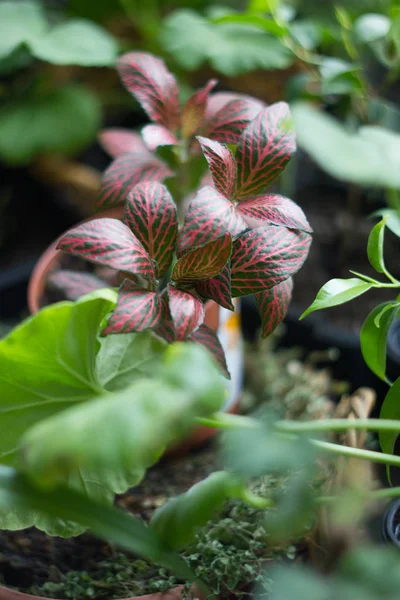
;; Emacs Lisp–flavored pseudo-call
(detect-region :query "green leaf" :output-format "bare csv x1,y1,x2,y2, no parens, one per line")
0,0,47,59
367,218,387,273
290,20,322,50
300,278,373,319
30,19,118,66
379,377,400,459
360,302,399,383
319,58,362,96
371,209,400,238
212,13,287,37
354,13,391,43
0,85,101,165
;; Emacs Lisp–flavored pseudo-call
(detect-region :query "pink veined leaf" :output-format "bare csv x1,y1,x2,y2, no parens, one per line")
197,136,236,199
178,186,246,255
172,234,232,284
202,97,265,145
181,79,217,140
255,277,294,338
47,270,109,301
205,92,265,119
235,102,295,200
189,324,230,378
237,194,312,233
195,263,234,311
102,279,162,335
98,153,173,207
230,226,311,297
117,52,180,131
153,295,176,343
98,129,147,158
142,124,179,151
124,182,178,278
57,218,156,280
168,286,204,341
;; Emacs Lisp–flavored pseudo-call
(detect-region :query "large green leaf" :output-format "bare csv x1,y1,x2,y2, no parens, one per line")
379,377,400,472
0,0,47,59
354,13,391,43
0,85,101,164
300,278,373,319
361,302,400,383
367,218,386,273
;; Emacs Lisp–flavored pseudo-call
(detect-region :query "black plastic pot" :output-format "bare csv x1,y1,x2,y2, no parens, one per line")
382,499,400,548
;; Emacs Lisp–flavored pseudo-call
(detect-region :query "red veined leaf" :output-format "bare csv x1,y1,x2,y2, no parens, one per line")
98,129,147,158
57,218,156,280
99,153,173,207
153,295,176,343
181,79,217,140
172,234,232,284
178,186,246,255
235,102,295,200
102,279,162,335
203,96,265,145
197,136,236,199
205,92,264,119
124,182,178,278
47,270,109,301
231,226,311,296
117,52,180,131
195,264,234,311
189,324,230,378
237,194,312,233
255,277,294,338
168,286,204,340
142,124,179,151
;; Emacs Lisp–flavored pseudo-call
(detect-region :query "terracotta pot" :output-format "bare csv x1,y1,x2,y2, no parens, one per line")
0,583,190,600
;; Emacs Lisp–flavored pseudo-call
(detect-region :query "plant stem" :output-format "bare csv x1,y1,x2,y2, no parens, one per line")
276,418,400,434
310,438,400,468
317,486,400,504
237,488,274,510
195,413,256,430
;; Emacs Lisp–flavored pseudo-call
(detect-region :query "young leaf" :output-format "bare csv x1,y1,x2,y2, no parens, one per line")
116,52,180,131
237,194,312,232
203,96,265,145
360,302,399,383
255,277,294,338
102,279,162,336
178,186,246,255
124,182,178,277
99,152,173,207
235,103,295,199
99,129,149,158
48,270,108,301
141,124,179,151
195,263,234,311
372,209,400,239
57,218,156,280
168,287,204,340
189,324,230,378
379,377,400,464
181,79,217,140
367,218,387,274
231,227,311,297
197,136,236,199
172,234,232,284
300,278,374,319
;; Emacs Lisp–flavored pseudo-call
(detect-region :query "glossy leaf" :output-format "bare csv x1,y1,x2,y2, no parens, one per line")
102,279,162,335
379,377,400,461
172,234,232,284
255,278,293,338
197,136,236,199
360,302,399,383
235,103,295,199
231,227,311,297
141,124,179,151
47,270,108,301
181,79,217,139
57,218,156,280
99,152,173,207
168,287,204,340
116,52,180,131
189,324,230,378
367,218,386,274
124,182,178,277
195,264,234,311
300,278,374,319
203,96,265,145
98,129,147,158
237,194,312,232
178,186,245,254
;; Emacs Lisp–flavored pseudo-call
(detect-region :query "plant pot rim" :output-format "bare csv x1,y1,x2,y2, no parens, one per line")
0,583,192,600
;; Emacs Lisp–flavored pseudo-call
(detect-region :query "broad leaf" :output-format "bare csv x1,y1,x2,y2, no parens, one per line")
354,13,391,43
98,152,173,207
237,194,312,232
142,124,179,151
124,182,178,277
189,324,230,378
367,218,386,274
48,270,108,301
231,227,311,297
360,302,400,383
102,279,162,335
172,234,232,284
195,264,234,311
168,287,204,340
98,129,147,158
380,377,400,465
203,96,265,145
197,136,236,199
178,186,246,254
153,295,176,343
181,79,217,140
300,278,373,319
0,0,47,59
57,219,156,280
255,278,293,338
116,52,180,131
